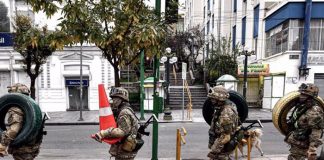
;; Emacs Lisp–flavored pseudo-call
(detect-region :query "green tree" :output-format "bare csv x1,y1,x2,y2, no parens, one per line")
206,36,240,83
166,25,204,68
13,15,65,99
0,1,10,32
26,0,166,87
165,0,179,24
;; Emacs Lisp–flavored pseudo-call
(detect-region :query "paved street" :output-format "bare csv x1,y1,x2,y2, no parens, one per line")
3,123,290,160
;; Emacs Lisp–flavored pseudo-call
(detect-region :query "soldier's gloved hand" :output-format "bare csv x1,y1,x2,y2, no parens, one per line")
0,144,8,157
307,149,317,160
207,152,217,159
91,132,103,143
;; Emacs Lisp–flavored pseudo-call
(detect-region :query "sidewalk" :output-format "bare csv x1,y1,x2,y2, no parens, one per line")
135,154,289,160
45,108,273,125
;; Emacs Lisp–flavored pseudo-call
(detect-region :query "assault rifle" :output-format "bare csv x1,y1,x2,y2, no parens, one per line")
241,119,264,131
137,114,159,136
36,112,50,141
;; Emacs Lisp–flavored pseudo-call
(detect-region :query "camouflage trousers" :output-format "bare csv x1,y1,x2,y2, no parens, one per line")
109,144,137,160
287,144,307,160
9,143,41,160
12,152,38,160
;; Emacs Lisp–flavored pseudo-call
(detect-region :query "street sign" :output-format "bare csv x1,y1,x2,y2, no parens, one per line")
0,33,13,47
182,62,187,80
65,79,89,86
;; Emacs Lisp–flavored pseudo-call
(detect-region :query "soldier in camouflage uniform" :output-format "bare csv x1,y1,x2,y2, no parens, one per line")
92,87,140,160
207,85,239,160
285,83,324,160
0,83,42,160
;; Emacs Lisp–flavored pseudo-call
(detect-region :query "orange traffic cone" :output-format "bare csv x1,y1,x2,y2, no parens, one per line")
94,84,121,144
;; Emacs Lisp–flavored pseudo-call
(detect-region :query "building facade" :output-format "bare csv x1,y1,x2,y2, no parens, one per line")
0,45,115,112
233,0,324,108
0,0,115,112
184,0,205,30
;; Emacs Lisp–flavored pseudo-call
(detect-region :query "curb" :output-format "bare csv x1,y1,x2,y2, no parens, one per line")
45,122,99,126
45,119,272,126
245,119,272,123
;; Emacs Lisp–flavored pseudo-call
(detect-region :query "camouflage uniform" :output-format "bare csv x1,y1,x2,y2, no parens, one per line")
93,87,140,160
285,83,324,160
207,86,239,160
0,83,42,160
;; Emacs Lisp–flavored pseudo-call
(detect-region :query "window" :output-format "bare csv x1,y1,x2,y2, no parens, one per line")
208,0,210,11
289,20,304,51
212,15,214,29
242,0,247,16
265,21,289,57
233,0,237,12
253,5,259,38
254,38,258,56
233,26,236,50
309,20,321,50
242,17,246,45
64,65,90,71
266,19,324,58
207,21,210,34
321,20,324,50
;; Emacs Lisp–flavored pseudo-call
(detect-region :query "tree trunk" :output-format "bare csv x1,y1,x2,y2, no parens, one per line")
30,76,36,100
113,65,120,87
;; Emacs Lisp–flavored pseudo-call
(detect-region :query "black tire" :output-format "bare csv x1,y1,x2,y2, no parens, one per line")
272,91,324,136
0,93,42,146
202,90,249,125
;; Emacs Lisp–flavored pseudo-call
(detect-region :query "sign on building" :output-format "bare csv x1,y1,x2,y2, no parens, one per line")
238,64,270,76
65,79,89,87
0,33,13,47
307,55,324,64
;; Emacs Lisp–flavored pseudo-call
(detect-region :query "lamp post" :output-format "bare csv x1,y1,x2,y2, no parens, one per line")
78,44,84,121
161,47,177,120
240,48,255,99
165,47,171,105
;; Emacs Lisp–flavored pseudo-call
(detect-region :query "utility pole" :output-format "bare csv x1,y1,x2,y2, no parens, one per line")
78,44,84,121
152,0,161,159
241,48,254,99
140,50,145,120
243,53,248,99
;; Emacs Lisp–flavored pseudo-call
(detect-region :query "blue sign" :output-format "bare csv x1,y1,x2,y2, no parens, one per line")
0,33,13,47
65,80,89,86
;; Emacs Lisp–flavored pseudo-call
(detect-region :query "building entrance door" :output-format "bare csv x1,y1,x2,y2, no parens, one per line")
314,73,324,99
68,86,89,111
66,79,89,111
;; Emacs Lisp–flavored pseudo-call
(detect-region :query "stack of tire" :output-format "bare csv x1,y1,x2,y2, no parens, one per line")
0,93,42,146
202,90,249,125
272,91,324,135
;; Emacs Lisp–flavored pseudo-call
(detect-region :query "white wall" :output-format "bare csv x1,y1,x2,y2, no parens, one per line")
34,46,115,112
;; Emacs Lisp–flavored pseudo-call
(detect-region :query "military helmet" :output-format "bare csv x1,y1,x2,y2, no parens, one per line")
207,85,229,101
109,87,129,102
7,83,30,95
298,83,319,97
